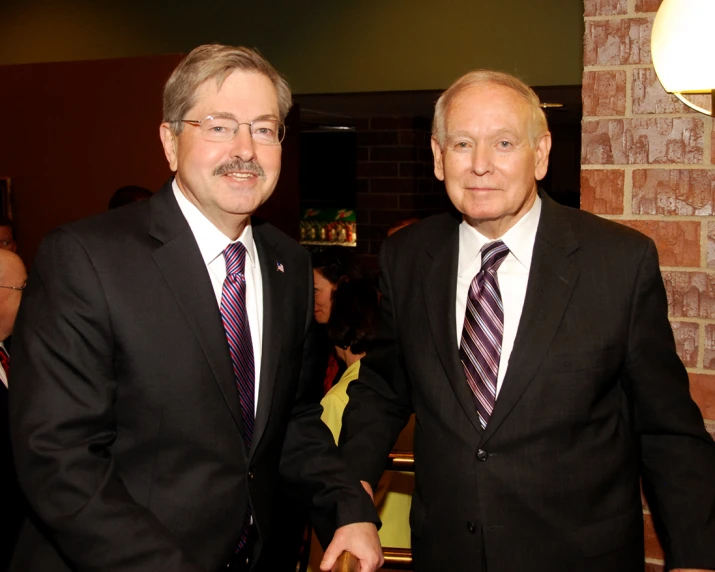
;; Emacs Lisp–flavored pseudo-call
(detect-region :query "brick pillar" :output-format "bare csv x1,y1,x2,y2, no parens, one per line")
582,1,715,570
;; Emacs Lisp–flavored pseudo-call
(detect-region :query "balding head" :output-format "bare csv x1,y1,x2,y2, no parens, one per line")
0,249,27,341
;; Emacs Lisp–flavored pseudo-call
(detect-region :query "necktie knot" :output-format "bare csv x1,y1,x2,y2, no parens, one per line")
480,240,509,274
224,242,247,277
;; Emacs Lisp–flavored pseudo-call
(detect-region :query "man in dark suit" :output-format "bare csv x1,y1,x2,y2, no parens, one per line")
9,44,381,572
0,249,27,569
339,70,715,572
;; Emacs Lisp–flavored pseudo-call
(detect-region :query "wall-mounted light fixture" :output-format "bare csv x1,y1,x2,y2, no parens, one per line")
651,0,714,116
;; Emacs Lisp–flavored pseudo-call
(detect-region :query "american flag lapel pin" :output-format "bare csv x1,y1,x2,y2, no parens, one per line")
276,261,284,273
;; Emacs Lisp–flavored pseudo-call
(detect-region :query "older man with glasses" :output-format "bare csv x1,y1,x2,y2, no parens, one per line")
9,44,382,572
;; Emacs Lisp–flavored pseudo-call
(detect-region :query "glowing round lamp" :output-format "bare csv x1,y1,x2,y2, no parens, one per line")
651,0,715,115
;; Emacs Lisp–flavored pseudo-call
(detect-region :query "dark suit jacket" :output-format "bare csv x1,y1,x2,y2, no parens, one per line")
1,338,27,570
340,194,715,572
9,182,376,572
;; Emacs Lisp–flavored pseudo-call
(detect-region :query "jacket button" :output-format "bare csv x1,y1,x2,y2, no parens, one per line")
477,449,489,462
467,521,476,534
248,471,255,481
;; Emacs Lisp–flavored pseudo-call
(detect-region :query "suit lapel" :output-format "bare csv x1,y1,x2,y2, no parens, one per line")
422,216,485,434
149,183,246,439
250,225,286,456
481,195,580,443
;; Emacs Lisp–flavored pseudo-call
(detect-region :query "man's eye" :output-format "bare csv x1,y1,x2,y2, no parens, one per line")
211,126,229,133
498,140,512,149
452,141,471,150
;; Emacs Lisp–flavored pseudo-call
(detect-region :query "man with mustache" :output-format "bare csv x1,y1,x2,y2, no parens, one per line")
9,44,382,572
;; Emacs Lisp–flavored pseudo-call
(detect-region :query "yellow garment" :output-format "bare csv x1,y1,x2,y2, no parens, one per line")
308,361,413,572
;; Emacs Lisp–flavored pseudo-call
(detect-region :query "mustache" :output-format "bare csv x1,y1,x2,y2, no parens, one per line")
213,159,265,179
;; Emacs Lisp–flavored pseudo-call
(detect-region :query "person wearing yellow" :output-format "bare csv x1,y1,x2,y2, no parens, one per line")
308,277,413,571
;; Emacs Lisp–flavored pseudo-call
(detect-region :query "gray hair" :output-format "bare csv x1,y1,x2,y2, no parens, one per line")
432,70,548,148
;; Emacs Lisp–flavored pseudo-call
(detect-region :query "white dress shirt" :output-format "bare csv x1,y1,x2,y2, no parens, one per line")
456,197,542,396
173,181,263,414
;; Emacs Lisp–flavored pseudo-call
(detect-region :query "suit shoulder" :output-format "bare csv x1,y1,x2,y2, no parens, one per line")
36,202,150,262
551,201,653,249
60,200,150,241
384,212,459,251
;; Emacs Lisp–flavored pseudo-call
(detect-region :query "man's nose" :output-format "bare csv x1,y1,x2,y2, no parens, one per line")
471,143,494,176
229,124,256,161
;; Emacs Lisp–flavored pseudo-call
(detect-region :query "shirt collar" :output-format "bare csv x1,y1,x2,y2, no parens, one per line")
458,195,542,276
172,179,257,269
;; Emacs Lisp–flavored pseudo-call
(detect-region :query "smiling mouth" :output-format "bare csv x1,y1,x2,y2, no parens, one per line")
224,172,257,181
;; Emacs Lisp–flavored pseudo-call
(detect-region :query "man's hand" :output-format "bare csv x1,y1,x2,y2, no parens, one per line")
320,522,383,572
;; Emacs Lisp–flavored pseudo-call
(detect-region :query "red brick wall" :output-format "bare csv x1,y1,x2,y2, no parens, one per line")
582,1,715,569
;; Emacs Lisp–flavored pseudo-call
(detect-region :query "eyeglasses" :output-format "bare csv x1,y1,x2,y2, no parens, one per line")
175,116,286,145
0,282,25,291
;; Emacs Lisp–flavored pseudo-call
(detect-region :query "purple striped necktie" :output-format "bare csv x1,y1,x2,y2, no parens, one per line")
220,242,255,551
459,240,510,429
221,241,255,444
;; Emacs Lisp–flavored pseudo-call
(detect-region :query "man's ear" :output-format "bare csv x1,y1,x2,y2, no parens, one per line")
159,123,179,172
534,131,552,182
431,137,445,181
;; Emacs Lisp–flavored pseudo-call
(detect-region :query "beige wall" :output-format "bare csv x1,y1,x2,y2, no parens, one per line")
0,0,583,92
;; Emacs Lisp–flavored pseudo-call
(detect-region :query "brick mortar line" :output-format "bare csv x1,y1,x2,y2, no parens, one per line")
702,220,709,269
660,267,715,273
670,319,715,327
582,114,706,120
704,117,713,165
626,65,633,118
644,558,666,565
687,368,715,376
581,164,715,170
698,322,706,369
624,166,633,215
584,65,646,72
600,214,715,222
584,14,655,21
627,0,636,14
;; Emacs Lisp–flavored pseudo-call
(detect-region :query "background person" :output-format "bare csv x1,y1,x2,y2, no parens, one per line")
108,185,153,209
308,275,413,572
312,246,371,394
0,217,17,252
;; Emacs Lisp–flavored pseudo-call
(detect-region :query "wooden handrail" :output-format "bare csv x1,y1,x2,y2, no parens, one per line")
383,547,413,569
386,451,414,472
330,451,415,571
331,551,359,572
331,548,413,571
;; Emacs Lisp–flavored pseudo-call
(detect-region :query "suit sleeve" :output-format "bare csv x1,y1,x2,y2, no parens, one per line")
276,257,379,545
625,239,715,569
10,229,200,572
339,244,414,489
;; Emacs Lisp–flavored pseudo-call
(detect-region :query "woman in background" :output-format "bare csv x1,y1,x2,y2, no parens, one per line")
308,276,414,571
311,247,371,394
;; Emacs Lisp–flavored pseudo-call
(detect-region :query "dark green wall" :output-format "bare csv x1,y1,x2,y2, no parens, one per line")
0,0,583,92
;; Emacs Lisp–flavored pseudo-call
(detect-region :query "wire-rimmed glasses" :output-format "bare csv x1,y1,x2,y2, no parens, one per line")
174,115,286,145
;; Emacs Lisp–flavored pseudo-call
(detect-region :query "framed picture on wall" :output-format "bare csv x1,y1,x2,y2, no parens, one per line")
0,178,11,220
